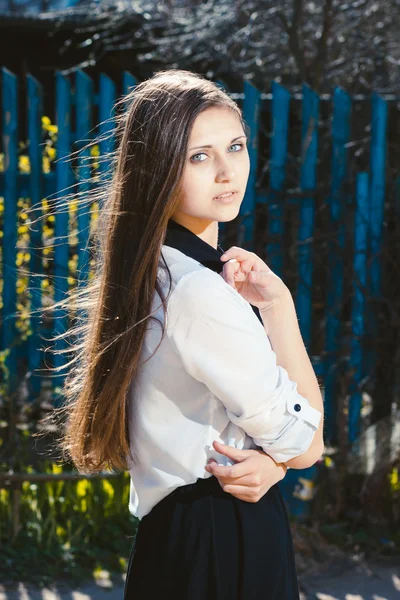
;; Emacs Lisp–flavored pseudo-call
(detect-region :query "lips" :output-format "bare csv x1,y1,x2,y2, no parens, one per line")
213,190,238,199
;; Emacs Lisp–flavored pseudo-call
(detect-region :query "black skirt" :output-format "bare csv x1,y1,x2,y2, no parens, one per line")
123,474,300,599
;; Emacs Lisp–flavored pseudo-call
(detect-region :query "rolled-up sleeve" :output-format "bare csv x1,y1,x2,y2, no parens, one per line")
166,268,323,464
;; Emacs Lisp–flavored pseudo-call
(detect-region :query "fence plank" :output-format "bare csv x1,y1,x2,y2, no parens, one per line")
26,73,44,399
1,67,18,391
296,84,320,349
266,81,290,278
363,94,388,394
369,94,388,300
98,73,116,198
349,172,369,443
239,80,261,250
324,87,352,443
123,71,137,96
76,70,93,287
53,71,72,404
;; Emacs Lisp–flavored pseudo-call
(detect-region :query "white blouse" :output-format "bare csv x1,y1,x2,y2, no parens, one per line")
126,244,322,520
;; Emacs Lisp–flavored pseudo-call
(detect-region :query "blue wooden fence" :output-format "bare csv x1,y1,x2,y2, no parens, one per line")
0,67,395,515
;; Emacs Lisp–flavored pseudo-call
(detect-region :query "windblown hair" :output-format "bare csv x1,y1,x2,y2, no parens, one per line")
33,69,246,473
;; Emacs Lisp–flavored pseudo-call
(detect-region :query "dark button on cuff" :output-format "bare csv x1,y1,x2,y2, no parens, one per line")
294,403,302,412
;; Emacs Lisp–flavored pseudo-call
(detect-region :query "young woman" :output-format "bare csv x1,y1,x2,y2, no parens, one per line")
56,69,324,599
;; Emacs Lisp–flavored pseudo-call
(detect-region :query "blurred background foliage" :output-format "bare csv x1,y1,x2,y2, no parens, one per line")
0,115,137,586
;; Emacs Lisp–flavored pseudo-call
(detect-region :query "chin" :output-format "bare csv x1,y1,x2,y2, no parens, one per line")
217,205,241,222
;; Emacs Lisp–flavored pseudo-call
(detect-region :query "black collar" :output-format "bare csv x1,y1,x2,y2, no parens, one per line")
164,219,263,325
164,219,225,272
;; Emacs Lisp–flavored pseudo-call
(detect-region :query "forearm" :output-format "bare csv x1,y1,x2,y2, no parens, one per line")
260,292,325,469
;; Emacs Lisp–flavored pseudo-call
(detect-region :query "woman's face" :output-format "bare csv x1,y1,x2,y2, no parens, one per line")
171,106,250,232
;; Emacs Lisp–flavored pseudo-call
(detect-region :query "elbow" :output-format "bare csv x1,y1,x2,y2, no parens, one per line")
301,440,325,469
285,439,325,470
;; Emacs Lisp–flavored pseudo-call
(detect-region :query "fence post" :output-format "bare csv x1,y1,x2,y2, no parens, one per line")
240,80,261,250
27,73,44,401
98,73,116,205
296,84,319,349
53,71,72,406
1,67,18,392
123,71,137,96
266,81,290,279
76,70,94,287
324,87,351,444
349,172,369,443
363,94,388,416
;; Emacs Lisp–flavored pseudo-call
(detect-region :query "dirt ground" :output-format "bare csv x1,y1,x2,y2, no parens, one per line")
1,556,399,600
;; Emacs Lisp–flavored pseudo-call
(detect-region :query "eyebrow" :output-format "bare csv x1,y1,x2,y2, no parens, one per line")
188,135,247,152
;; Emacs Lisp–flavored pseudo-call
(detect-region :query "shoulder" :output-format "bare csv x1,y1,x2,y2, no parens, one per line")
159,245,204,282
159,244,256,321
170,267,254,324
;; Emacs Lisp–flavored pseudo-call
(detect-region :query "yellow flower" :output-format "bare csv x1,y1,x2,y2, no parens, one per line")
103,479,115,500
76,479,89,497
389,467,400,492
42,156,51,174
19,155,31,173
46,146,56,160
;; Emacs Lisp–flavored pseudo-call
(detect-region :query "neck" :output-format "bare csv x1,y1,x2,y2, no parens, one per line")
169,216,219,250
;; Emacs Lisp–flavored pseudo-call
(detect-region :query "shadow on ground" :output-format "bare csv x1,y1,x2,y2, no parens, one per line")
0,557,399,599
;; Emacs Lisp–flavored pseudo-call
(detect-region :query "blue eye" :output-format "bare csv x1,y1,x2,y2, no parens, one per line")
230,143,244,152
190,142,244,163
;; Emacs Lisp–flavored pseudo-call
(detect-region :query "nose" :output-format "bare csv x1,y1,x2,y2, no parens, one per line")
215,157,235,182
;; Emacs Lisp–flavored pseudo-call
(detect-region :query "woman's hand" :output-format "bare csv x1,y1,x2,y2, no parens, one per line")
219,246,291,311
205,440,287,502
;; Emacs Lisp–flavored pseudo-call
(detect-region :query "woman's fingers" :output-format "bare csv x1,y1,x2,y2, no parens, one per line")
210,470,261,490
223,255,255,273
221,484,262,502
218,259,238,287
206,460,255,484
221,257,257,287
220,246,253,262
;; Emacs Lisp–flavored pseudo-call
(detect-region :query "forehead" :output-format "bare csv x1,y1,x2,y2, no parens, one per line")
189,107,243,140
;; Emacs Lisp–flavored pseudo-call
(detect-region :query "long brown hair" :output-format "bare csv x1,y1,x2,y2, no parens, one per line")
34,69,247,474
